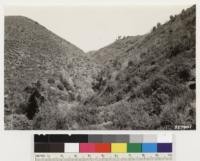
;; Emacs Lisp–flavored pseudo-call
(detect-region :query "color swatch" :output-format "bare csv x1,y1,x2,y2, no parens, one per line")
111,143,127,153
34,134,173,153
142,143,157,153
127,143,142,152
64,143,79,153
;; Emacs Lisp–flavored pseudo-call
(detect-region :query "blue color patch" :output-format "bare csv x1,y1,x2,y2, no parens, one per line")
142,143,157,153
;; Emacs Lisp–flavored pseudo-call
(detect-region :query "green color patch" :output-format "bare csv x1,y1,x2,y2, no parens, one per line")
127,143,142,153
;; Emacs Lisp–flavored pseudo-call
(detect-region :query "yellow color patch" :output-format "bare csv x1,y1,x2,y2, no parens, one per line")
111,143,127,153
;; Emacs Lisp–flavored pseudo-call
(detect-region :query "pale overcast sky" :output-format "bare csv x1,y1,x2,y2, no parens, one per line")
5,5,191,52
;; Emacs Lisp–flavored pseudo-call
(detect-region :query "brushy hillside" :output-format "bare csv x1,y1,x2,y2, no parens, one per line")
5,5,196,130
4,16,100,129
76,5,196,130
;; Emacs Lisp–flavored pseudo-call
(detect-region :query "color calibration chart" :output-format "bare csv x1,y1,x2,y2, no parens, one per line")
34,134,173,161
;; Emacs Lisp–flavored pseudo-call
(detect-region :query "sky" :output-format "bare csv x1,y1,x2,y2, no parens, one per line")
5,5,191,52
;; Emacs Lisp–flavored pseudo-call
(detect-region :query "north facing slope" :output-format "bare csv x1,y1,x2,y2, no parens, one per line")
79,5,196,130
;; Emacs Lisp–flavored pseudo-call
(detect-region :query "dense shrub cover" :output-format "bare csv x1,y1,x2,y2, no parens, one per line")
5,5,196,130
